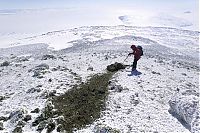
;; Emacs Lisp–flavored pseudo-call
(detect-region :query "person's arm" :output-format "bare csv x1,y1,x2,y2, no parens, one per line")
128,50,136,56
128,52,134,56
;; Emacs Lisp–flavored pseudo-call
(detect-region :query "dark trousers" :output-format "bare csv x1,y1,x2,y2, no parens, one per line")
132,59,138,71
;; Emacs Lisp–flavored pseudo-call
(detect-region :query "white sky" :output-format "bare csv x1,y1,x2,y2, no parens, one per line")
0,0,199,34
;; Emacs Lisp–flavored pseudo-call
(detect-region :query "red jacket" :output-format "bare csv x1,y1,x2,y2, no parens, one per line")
129,45,141,60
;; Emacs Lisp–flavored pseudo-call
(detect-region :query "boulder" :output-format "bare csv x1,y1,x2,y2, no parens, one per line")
23,115,32,122
0,61,10,67
169,92,199,130
107,62,125,72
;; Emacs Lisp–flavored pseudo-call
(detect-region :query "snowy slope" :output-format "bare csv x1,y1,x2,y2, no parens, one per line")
0,25,199,132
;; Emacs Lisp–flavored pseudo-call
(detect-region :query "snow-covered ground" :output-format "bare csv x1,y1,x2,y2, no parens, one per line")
0,25,199,132
0,1,199,132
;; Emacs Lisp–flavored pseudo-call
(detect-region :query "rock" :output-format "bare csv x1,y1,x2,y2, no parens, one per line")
41,54,56,60
0,96,5,101
152,71,161,75
17,57,29,62
93,124,120,133
56,124,63,132
48,78,52,82
30,63,49,77
130,95,140,106
36,85,43,88
23,115,31,122
0,122,3,130
169,92,199,130
17,120,26,127
46,119,56,133
109,84,123,92
181,73,187,76
87,67,94,71
51,109,59,118
32,115,45,127
13,126,22,133
37,120,47,131
135,93,139,97
105,56,109,60
51,67,58,71
56,116,65,124
32,70,40,77
9,109,25,121
107,62,125,72
0,116,8,121
132,99,140,106
0,61,10,67
42,102,54,119
40,91,49,99
108,80,112,85
49,90,56,97
31,108,40,113
26,88,41,93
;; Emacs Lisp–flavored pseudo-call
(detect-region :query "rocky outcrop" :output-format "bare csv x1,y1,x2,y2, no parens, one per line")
107,62,126,72
29,63,49,78
0,61,10,67
169,89,199,132
41,54,56,60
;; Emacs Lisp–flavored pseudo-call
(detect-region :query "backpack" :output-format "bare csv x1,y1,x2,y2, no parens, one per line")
137,45,143,56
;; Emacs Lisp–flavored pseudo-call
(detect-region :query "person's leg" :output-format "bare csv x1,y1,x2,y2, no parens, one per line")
132,59,138,71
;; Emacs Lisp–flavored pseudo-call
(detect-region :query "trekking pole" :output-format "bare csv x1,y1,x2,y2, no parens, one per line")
123,55,129,63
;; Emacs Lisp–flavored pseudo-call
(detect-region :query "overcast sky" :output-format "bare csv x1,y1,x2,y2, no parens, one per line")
0,0,198,11
0,0,198,34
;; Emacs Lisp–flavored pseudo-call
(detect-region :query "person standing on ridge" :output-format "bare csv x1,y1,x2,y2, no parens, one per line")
128,45,143,71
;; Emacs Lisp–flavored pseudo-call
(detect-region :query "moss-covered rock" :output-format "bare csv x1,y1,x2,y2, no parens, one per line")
107,62,125,72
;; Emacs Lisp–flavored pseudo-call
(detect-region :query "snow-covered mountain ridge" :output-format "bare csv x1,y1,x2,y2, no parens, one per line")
0,25,199,133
